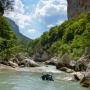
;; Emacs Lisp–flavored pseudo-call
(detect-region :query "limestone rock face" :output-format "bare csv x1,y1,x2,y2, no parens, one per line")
75,47,90,71
56,53,71,69
67,0,90,19
80,63,90,87
20,59,39,67
33,49,49,62
45,57,59,66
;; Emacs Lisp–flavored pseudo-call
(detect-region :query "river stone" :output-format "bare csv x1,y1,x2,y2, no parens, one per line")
60,67,74,73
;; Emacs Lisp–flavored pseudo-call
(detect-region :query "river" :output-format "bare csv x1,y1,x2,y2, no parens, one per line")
0,66,88,90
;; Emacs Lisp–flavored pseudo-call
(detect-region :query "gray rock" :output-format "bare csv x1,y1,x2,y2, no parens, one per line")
75,47,90,71
85,47,90,56
45,57,58,66
67,0,90,19
56,47,90,72
33,51,49,62
73,74,80,81
56,53,71,69
20,58,39,67
60,67,74,73
80,63,90,87
10,58,19,65
15,53,26,61
61,53,71,66
69,60,77,70
8,61,18,68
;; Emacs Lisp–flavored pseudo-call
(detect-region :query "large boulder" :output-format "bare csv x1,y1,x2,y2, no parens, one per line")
15,53,26,62
10,54,39,67
19,58,39,67
56,53,71,69
69,60,76,70
10,58,19,65
56,62,65,69
8,61,18,68
33,50,49,62
75,47,90,71
75,59,87,71
80,63,90,87
61,53,71,66
45,57,58,66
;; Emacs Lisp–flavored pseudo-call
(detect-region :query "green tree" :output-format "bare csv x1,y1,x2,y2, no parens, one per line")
28,11,90,60
0,16,17,61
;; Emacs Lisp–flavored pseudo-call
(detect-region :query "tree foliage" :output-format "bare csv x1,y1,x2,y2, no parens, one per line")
0,16,25,62
29,11,90,59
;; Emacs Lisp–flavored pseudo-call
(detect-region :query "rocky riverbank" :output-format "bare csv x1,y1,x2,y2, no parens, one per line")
0,62,89,89
0,53,39,68
0,47,90,89
0,63,85,81
44,47,90,88
0,63,86,90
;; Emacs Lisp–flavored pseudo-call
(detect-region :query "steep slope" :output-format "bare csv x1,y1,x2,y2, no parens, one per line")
67,0,90,19
7,18,31,41
29,11,90,59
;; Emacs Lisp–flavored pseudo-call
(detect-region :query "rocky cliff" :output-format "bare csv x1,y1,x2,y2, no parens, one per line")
67,0,90,19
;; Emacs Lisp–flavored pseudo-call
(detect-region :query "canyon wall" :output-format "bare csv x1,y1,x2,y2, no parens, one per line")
67,0,90,19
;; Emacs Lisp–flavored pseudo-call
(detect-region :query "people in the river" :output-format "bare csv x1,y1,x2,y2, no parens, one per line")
41,73,54,81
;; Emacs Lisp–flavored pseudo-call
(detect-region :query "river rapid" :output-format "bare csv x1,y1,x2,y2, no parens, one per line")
0,66,88,90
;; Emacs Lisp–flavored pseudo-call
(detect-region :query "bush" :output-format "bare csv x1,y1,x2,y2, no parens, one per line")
0,16,20,61
29,11,90,60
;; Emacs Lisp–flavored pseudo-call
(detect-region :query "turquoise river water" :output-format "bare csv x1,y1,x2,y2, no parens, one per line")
0,69,88,90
